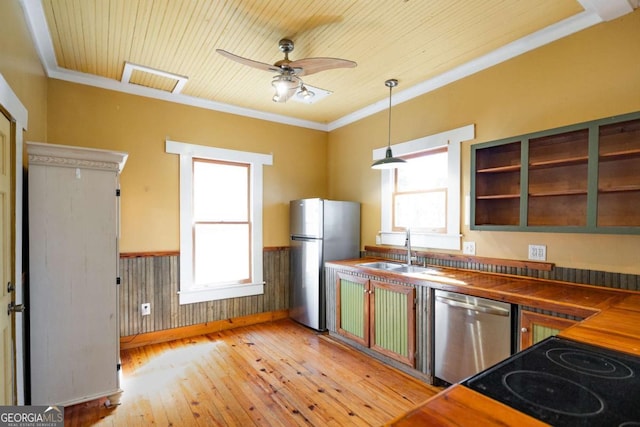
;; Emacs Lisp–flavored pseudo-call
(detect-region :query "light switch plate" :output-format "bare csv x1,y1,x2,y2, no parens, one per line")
528,244,547,261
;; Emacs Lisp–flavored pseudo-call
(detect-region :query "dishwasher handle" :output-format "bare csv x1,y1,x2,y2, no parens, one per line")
435,295,510,317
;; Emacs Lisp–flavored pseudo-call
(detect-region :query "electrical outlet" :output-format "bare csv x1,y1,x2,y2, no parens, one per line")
463,241,476,255
528,244,547,261
141,303,151,316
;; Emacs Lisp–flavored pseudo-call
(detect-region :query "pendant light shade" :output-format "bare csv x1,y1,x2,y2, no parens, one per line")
372,79,406,169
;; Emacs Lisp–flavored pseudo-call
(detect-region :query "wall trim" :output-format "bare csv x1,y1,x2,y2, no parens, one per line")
120,246,288,258
120,310,289,350
120,250,180,258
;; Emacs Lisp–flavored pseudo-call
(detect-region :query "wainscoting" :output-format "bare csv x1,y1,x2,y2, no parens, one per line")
119,247,290,338
364,246,640,291
119,245,638,342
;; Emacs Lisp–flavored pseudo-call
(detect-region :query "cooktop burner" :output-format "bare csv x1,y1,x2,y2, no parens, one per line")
503,370,605,416
462,337,640,426
546,347,634,379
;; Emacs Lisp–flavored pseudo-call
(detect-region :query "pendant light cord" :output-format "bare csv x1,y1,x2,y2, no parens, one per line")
371,78,404,169
387,84,392,149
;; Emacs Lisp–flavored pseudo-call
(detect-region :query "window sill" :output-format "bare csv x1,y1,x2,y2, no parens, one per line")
178,282,265,305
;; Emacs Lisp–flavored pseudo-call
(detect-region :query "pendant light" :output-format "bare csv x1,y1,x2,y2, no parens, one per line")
371,79,406,169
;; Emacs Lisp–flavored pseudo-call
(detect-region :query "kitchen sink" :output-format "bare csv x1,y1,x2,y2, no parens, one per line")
357,261,404,270
357,261,438,275
389,265,432,273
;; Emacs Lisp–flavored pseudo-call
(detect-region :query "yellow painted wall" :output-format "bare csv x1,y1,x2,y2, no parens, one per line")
328,10,640,274
0,0,47,142
46,81,328,252
12,1,640,274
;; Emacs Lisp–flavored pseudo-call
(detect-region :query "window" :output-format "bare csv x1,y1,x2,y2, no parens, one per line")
373,124,474,250
166,140,273,304
393,148,448,233
193,159,251,287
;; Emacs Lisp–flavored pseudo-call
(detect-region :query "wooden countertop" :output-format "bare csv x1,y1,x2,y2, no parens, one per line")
325,258,640,426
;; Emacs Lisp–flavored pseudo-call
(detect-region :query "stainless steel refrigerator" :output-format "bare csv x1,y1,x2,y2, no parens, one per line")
290,198,360,331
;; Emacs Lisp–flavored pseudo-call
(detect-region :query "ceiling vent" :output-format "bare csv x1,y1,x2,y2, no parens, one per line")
121,62,188,94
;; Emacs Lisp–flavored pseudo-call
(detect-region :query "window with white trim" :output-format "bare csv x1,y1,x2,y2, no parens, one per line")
166,140,273,304
373,124,475,250
193,159,251,287
393,148,448,233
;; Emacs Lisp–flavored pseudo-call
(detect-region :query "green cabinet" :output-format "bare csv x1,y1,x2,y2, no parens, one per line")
336,272,416,367
471,111,640,234
520,310,577,350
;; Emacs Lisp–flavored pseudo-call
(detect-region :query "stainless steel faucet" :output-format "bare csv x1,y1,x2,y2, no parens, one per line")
405,228,412,266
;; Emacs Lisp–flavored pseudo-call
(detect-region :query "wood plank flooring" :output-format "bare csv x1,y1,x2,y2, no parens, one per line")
64,319,441,426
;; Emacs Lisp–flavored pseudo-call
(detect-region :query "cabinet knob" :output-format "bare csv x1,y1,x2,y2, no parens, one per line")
521,327,528,333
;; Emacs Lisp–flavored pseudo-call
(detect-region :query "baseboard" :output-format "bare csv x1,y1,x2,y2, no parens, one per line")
120,310,290,350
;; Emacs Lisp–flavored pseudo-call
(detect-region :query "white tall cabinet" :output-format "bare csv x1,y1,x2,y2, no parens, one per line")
27,142,127,406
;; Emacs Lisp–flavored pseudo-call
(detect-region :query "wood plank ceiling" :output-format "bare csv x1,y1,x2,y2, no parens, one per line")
39,0,586,125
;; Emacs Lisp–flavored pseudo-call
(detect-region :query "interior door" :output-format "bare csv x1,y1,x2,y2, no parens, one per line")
0,111,14,404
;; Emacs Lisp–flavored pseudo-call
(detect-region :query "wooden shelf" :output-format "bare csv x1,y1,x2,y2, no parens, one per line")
529,189,588,197
599,185,640,193
599,148,640,160
476,164,521,173
476,194,520,200
529,156,588,169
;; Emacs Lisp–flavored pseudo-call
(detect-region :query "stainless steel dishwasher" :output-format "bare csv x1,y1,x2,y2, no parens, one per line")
434,290,514,385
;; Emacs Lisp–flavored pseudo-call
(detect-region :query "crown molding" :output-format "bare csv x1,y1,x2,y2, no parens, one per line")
19,0,636,133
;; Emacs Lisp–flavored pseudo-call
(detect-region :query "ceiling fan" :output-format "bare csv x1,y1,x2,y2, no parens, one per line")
216,38,357,103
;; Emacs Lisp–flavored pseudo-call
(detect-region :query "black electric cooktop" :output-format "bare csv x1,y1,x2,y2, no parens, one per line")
462,336,640,426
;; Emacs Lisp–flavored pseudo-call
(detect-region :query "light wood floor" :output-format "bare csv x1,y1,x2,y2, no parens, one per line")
64,318,441,426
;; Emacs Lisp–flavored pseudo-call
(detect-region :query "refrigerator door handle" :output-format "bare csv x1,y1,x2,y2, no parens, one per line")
291,235,320,242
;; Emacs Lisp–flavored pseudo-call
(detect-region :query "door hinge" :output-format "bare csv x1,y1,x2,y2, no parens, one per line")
7,302,25,315
116,189,121,197
116,277,121,285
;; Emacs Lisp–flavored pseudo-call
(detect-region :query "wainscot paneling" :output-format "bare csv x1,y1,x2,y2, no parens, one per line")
119,248,290,337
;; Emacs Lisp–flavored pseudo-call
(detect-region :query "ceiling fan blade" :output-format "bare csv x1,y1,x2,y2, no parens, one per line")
289,57,357,76
216,49,280,72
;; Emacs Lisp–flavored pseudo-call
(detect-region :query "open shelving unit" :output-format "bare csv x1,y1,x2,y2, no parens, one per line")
471,111,640,234
527,129,589,227
474,141,521,226
597,118,640,228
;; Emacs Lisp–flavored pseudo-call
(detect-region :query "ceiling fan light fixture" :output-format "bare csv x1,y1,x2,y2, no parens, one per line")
217,38,355,103
299,85,314,100
272,74,301,103
372,79,406,169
